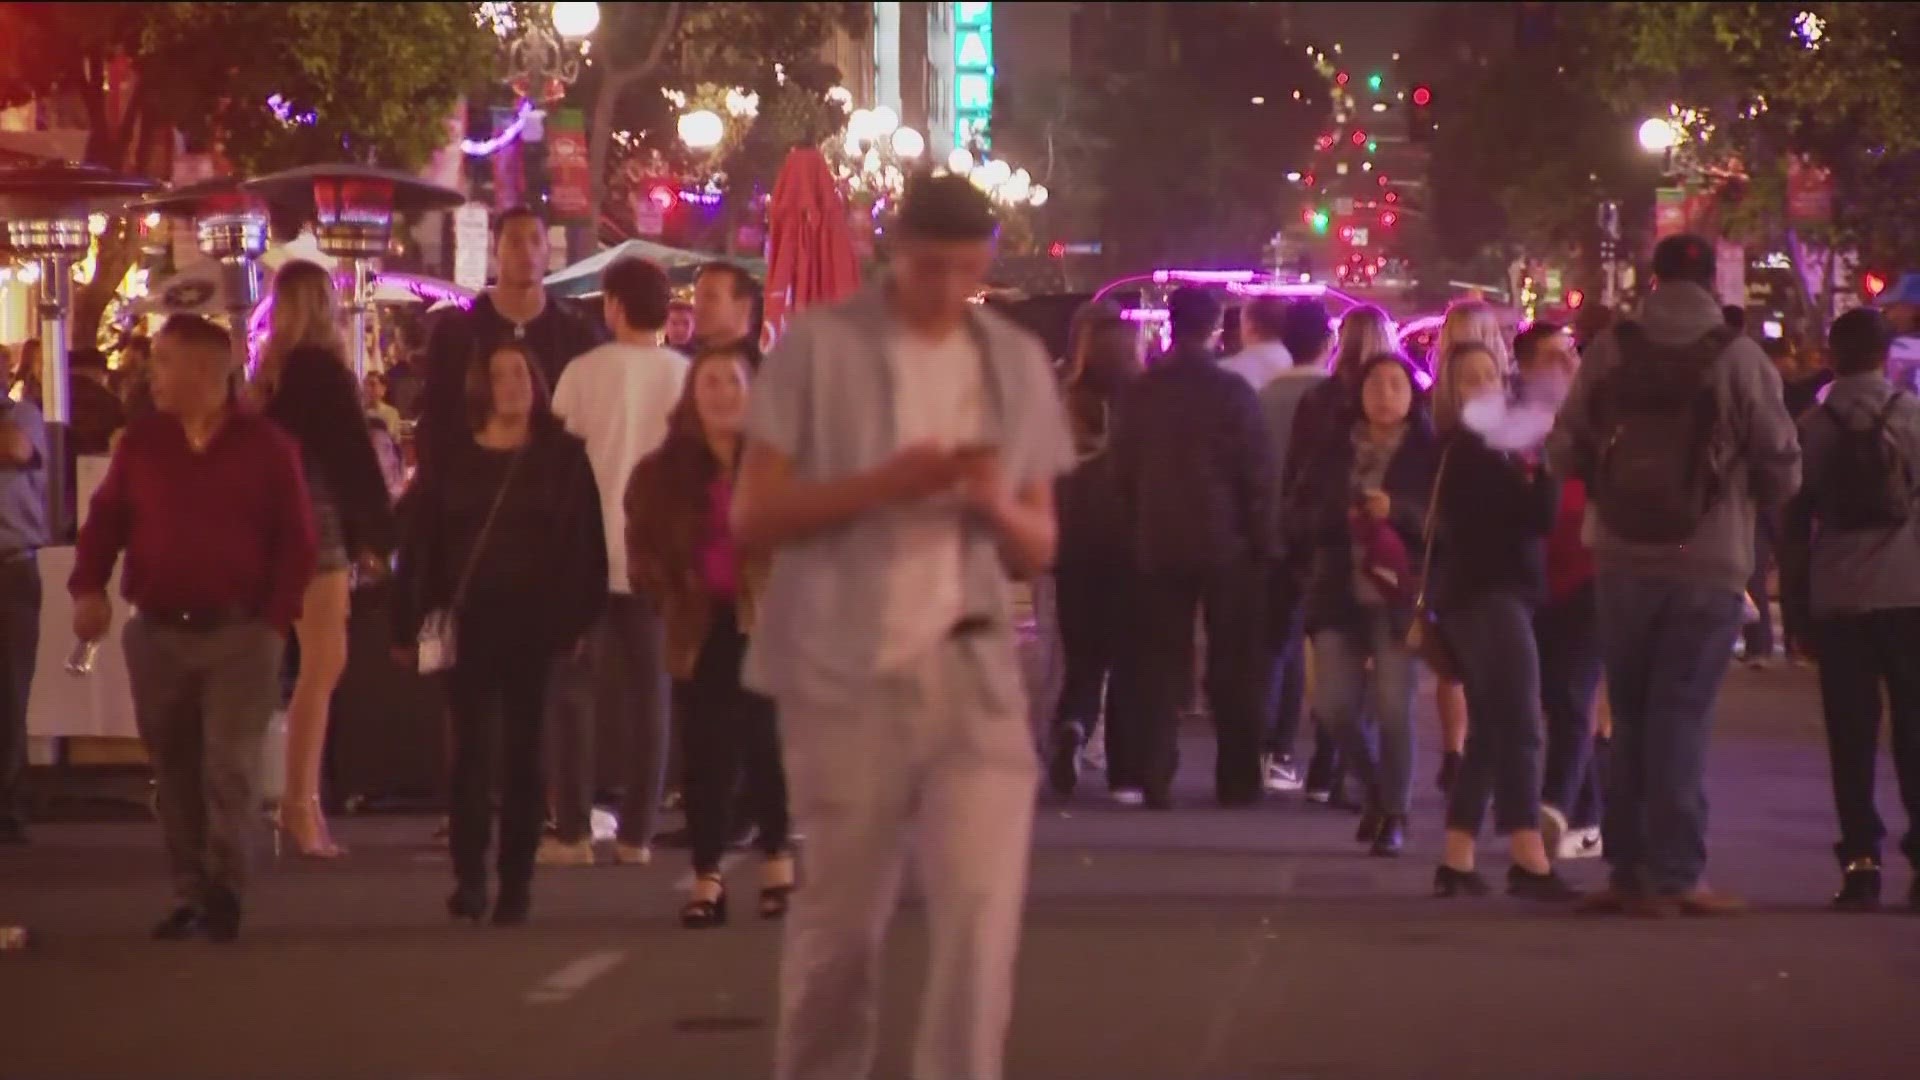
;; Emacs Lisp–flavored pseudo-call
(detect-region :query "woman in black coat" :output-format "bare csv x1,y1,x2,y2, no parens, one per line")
1292,352,1439,855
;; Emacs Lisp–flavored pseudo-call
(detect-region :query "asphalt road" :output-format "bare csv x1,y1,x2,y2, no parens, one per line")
4,664,1919,1080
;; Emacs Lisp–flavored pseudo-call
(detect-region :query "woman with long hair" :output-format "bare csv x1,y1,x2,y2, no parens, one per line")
626,343,791,927
257,260,396,857
1428,342,1575,900
392,341,606,925
1295,352,1439,855
1048,303,1146,800
1425,300,1513,792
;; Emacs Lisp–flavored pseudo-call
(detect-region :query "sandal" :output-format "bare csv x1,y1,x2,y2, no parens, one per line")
759,852,797,921
681,872,728,929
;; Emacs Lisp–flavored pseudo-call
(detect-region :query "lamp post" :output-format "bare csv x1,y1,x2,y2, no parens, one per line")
128,179,270,372
490,2,599,260
0,162,159,538
243,165,464,379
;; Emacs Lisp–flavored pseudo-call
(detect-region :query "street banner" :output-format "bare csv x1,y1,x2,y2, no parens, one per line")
1787,156,1833,227
547,108,592,226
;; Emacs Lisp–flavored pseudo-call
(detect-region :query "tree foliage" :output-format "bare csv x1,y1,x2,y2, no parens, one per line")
1077,3,1328,269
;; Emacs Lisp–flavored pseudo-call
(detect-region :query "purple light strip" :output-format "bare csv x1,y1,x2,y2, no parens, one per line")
1224,281,1329,297
462,100,535,158
1151,269,1259,284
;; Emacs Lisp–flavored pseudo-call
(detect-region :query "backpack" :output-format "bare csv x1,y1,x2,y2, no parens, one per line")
1814,393,1913,532
1590,322,1736,544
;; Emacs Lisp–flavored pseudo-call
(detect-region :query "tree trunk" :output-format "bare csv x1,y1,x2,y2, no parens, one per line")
587,2,682,252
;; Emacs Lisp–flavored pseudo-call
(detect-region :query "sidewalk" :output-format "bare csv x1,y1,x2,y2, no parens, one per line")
2,665,1917,1079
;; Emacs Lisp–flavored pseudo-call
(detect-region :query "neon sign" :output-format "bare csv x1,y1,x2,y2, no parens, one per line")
953,2,992,150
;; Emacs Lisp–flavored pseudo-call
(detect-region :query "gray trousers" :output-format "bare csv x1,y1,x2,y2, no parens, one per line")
123,617,283,905
546,592,671,845
775,638,1038,1080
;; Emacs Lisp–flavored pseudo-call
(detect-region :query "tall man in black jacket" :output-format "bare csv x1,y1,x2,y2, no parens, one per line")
1110,289,1277,807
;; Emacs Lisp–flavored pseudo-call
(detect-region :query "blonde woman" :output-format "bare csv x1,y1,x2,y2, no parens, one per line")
259,260,396,857
1425,300,1513,792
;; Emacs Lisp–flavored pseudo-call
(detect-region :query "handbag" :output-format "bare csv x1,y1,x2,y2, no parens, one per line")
417,448,526,675
1404,443,1461,681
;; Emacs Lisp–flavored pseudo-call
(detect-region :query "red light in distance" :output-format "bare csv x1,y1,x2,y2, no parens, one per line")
1412,86,1432,106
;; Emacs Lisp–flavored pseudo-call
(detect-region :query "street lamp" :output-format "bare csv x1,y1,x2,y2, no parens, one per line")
677,109,726,152
1637,117,1679,152
549,1,600,40
501,1,598,103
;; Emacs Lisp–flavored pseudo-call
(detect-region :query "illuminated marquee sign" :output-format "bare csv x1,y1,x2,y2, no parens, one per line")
953,2,992,149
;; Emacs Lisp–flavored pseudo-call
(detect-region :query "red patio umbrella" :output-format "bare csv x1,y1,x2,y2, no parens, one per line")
761,146,861,347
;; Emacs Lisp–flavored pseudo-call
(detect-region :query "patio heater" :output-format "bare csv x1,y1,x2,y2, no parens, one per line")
0,162,161,539
129,178,271,371
243,164,464,378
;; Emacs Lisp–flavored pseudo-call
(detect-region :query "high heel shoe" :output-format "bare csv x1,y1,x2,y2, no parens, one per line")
681,872,728,929
759,853,797,921
447,886,487,925
277,796,347,859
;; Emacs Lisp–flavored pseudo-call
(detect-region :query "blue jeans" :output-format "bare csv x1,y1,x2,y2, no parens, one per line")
1595,572,1743,895
1536,583,1604,829
1443,593,1544,836
1311,610,1417,815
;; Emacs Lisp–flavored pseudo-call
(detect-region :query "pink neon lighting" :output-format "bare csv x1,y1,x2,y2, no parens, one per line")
1151,269,1259,284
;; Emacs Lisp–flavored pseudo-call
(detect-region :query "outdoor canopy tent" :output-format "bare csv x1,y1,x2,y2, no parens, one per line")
543,238,764,298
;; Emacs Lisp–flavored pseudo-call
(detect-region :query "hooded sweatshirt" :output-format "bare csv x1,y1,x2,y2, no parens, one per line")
1546,281,1801,595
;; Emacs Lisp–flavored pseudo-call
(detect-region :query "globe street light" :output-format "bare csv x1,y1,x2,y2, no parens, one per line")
550,1,600,40
678,109,725,151
1638,117,1678,152
890,126,926,160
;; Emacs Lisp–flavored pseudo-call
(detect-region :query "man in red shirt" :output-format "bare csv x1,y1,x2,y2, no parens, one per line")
71,315,317,942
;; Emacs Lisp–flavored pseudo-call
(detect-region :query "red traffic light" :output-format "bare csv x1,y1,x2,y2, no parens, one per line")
1564,288,1586,310
1864,271,1889,297
1377,174,1390,187
1351,129,1368,146
646,184,678,211
1384,190,1399,203
1316,133,1335,151
1048,241,1067,259
1379,210,1399,228
1302,206,1319,226
1336,71,1350,86
1301,173,1316,187
1412,85,1432,107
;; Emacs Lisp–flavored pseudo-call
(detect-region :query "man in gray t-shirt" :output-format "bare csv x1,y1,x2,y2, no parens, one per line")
0,397,48,843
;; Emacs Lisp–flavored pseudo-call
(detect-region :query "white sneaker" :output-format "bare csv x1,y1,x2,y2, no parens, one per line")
535,837,598,867
1558,826,1604,860
612,842,652,866
1540,804,1569,854
1078,735,1108,774
1263,756,1304,794
1111,787,1146,807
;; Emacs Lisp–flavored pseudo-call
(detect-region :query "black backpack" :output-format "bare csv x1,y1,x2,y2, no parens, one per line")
1814,393,1913,532
1590,322,1736,544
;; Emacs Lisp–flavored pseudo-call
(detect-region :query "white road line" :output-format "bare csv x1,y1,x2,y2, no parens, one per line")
1183,926,1276,1080
525,950,627,1007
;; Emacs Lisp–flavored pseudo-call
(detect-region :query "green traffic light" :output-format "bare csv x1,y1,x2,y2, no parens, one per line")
1368,72,1383,92
1367,139,1379,153
1311,210,1330,234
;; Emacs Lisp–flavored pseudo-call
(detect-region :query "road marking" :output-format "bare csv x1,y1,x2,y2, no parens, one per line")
525,950,626,1007
1183,926,1275,1080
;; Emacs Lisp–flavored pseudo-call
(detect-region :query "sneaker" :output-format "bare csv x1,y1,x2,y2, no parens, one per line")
1111,787,1146,807
1303,786,1332,804
535,837,598,867
613,842,653,867
1558,826,1604,860
1077,731,1108,774
1539,804,1569,855
1263,754,1304,794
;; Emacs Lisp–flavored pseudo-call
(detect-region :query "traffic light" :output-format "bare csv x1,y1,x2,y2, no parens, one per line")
1379,210,1399,228
1564,288,1585,310
1351,129,1368,147
1335,71,1350,87
1410,85,1434,144
1411,85,1432,107
1048,241,1066,259
1864,270,1890,298
1366,139,1379,154
1368,72,1383,92
646,184,678,211
1311,209,1330,234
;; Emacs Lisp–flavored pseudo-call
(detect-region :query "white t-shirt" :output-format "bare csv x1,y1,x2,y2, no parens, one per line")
551,341,690,594
878,326,985,671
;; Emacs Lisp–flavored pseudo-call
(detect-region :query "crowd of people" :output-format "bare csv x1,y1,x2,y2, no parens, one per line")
2,162,1917,1079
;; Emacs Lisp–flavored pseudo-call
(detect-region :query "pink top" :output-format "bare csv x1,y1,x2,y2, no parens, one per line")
699,475,739,597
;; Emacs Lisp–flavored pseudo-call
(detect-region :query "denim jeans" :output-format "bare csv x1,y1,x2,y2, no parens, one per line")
1260,568,1309,761
1310,609,1416,815
1744,512,1777,660
1444,593,1545,836
1536,582,1604,829
546,592,671,846
1595,571,1743,895
1812,608,1920,869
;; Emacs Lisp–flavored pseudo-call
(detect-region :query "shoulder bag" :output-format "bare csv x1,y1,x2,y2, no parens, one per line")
417,447,526,675
1404,442,1460,681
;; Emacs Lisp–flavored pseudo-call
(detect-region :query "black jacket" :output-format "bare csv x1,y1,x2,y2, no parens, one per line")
266,345,397,559
1294,417,1440,634
1110,342,1276,575
415,292,603,473
392,418,607,657
1432,430,1560,612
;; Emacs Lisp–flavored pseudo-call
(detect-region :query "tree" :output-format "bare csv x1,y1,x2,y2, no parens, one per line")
1076,3,1328,269
0,2,491,341
579,2,866,245
1585,2,1920,319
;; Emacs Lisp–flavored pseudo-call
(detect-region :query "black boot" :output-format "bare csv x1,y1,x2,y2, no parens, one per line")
1832,859,1882,911
1370,814,1407,858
